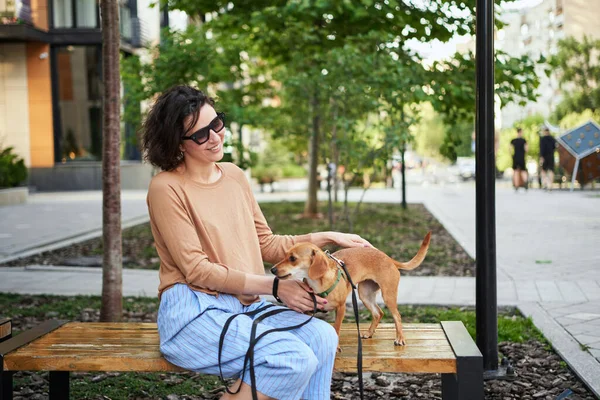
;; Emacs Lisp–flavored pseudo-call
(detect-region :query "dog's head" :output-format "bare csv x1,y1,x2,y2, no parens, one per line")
270,242,330,283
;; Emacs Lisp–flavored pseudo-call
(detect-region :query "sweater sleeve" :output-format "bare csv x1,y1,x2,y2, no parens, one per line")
245,182,312,264
147,179,246,294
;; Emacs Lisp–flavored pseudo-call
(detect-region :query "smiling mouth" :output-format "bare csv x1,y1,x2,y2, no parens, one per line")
208,144,221,151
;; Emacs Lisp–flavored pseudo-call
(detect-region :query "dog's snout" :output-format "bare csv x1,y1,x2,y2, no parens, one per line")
270,267,277,275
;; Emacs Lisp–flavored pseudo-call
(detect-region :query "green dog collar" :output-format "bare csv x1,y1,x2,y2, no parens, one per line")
317,267,346,297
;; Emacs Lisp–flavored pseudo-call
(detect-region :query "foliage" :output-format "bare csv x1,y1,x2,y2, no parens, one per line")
281,163,307,178
411,103,447,160
221,138,259,171
430,50,540,124
558,109,600,131
430,50,540,161
442,119,475,162
120,25,273,171
251,134,305,182
252,165,282,185
549,36,600,120
160,0,478,215
0,146,27,188
496,114,544,172
121,54,145,140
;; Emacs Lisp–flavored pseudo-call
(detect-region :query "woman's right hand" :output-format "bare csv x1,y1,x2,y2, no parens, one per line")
277,279,328,313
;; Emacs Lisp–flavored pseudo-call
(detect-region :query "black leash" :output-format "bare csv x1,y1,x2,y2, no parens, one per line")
325,250,364,400
218,293,318,400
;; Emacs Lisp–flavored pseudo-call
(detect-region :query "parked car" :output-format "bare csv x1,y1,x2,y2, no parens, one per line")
456,157,476,181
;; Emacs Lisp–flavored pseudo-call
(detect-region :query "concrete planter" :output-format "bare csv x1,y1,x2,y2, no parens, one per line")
0,187,28,206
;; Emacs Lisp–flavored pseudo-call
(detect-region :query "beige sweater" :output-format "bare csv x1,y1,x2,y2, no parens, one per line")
147,162,312,305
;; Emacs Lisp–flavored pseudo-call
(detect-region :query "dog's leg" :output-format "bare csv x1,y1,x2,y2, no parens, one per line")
380,278,406,346
334,305,346,352
357,280,383,339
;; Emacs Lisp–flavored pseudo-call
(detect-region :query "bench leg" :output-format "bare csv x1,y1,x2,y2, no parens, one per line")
441,360,483,400
441,321,483,400
49,371,69,400
0,371,13,400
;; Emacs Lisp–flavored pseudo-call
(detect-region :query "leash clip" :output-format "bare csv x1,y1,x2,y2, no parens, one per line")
324,250,356,290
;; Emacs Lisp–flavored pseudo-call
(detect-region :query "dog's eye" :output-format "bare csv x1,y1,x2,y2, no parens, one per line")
289,255,296,262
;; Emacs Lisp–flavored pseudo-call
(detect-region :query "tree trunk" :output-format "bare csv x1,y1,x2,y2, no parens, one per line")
304,92,320,217
331,104,339,204
328,99,338,226
100,0,123,322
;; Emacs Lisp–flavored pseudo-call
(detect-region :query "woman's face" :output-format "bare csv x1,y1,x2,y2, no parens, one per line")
181,105,225,165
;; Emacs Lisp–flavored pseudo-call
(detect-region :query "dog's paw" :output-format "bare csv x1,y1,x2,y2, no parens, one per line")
337,346,343,353
361,333,373,339
394,338,406,346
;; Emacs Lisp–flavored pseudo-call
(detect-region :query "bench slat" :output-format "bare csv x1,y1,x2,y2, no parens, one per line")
4,322,457,374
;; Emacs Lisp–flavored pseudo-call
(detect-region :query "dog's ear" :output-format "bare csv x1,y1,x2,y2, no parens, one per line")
308,248,329,280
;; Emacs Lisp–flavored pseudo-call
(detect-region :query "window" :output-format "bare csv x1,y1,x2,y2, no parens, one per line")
76,0,97,27
120,5,132,41
53,0,98,28
53,0,73,28
55,45,103,162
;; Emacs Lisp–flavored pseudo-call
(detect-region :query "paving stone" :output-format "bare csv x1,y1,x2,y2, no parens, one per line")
536,281,564,302
555,316,589,327
569,313,600,321
563,322,597,335
573,335,600,347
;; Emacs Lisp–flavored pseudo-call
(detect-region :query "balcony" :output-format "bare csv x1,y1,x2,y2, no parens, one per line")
0,0,31,25
119,0,149,49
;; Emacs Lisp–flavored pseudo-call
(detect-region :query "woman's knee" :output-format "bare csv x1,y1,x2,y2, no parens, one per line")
267,340,319,380
309,319,339,357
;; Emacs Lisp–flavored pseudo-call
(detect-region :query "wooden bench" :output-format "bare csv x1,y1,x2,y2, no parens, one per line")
0,319,483,400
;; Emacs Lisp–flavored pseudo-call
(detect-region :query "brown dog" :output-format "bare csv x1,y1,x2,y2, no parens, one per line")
271,232,431,347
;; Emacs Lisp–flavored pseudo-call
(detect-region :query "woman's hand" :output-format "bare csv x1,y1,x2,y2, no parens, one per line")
330,232,373,249
277,279,327,313
312,231,374,248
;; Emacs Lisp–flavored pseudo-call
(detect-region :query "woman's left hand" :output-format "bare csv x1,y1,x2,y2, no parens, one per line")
332,233,373,249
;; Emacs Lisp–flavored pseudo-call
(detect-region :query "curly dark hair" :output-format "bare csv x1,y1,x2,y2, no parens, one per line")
141,85,215,171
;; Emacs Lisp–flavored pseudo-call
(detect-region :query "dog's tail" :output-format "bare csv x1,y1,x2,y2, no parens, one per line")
392,232,432,271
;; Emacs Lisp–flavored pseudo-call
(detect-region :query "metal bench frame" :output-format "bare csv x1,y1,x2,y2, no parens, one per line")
1,319,483,400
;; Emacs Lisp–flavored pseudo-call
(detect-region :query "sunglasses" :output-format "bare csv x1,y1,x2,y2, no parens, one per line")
181,112,225,146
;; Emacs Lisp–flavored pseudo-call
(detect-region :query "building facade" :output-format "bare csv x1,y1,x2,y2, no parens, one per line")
498,0,600,129
0,0,183,190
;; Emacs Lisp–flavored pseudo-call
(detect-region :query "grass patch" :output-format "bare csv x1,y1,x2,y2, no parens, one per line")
331,304,546,344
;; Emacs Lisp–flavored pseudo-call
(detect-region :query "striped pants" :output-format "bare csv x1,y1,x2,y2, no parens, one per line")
157,284,338,400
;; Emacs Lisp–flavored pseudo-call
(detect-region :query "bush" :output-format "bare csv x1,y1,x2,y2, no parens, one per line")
0,146,28,188
252,165,282,184
281,163,306,178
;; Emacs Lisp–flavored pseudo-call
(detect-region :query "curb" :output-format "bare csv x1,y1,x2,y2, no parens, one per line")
518,302,600,399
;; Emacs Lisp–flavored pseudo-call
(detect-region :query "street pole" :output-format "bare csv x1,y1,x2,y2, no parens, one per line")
400,145,407,210
475,0,498,372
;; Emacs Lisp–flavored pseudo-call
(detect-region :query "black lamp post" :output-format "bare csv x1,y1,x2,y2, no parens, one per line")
475,0,498,373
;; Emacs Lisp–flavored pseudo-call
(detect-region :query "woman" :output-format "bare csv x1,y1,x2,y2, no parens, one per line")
142,85,372,400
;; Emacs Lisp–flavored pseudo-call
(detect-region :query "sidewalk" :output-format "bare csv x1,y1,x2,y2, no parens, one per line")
0,182,599,395
0,191,150,264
